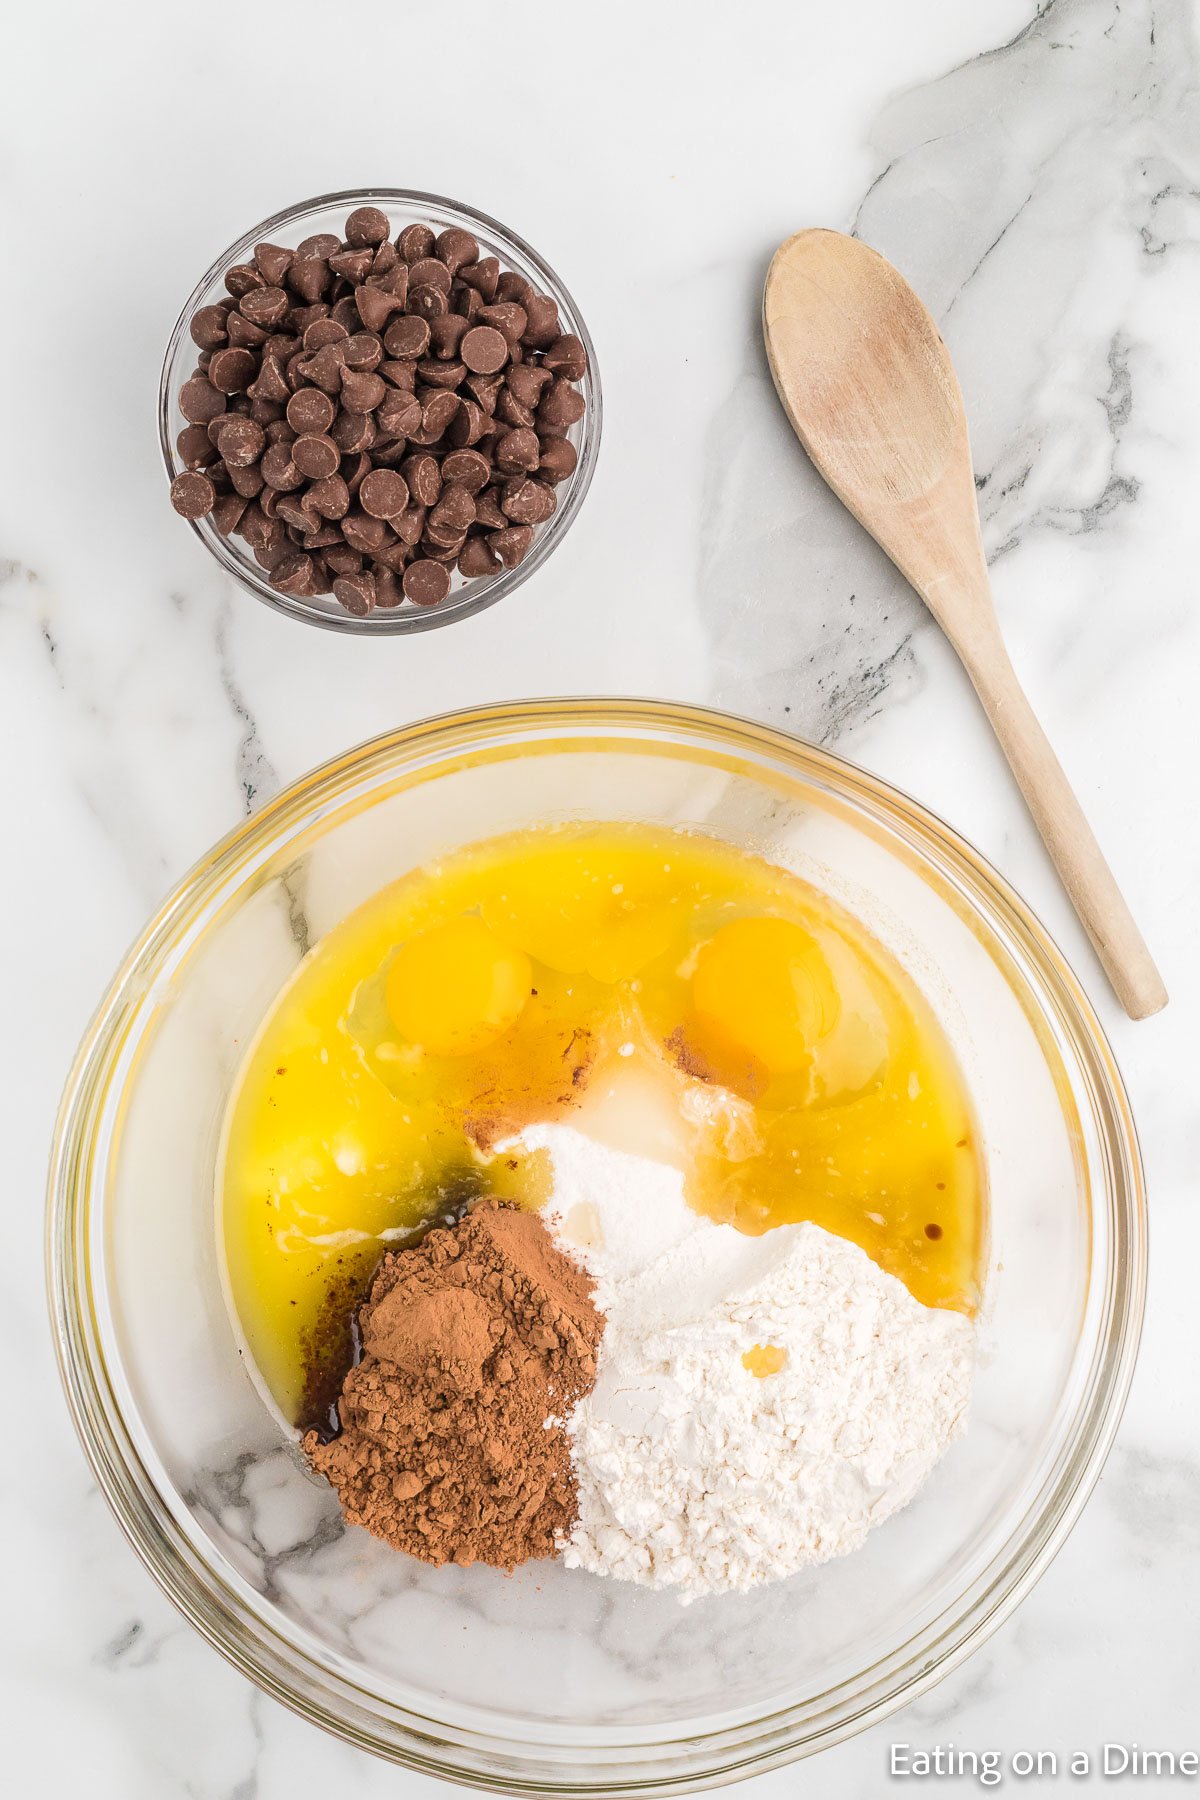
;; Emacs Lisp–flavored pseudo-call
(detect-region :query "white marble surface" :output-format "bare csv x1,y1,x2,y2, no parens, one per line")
4,0,1198,1792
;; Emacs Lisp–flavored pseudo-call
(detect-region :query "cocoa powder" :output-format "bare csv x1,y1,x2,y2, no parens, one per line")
304,1201,602,1569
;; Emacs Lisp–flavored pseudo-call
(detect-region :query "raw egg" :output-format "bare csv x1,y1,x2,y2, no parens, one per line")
692,916,839,1075
385,916,532,1057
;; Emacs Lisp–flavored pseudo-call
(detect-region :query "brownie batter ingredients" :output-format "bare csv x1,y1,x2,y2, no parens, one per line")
304,1201,602,1570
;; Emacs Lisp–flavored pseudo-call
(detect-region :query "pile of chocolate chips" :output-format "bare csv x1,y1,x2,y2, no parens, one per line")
169,205,588,616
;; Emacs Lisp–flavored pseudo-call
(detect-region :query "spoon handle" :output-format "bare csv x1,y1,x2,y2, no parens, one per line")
953,626,1167,1019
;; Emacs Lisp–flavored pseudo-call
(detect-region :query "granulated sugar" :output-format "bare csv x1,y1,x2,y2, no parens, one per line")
511,1122,974,1601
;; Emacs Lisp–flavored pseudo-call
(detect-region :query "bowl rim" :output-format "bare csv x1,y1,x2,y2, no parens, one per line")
46,697,1146,1792
158,188,603,635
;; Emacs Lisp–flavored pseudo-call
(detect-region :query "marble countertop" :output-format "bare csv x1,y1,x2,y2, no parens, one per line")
4,0,1197,1792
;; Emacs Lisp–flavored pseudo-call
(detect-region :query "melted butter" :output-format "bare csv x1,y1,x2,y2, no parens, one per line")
220,823,984,1425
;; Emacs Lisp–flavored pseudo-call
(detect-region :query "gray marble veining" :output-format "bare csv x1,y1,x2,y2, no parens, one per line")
4,0,1197,1794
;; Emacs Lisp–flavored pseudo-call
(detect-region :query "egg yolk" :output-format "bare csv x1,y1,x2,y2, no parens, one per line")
692,916,840,1076
385,916,532,1057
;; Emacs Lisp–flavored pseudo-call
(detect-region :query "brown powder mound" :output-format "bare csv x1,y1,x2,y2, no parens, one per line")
303,1201,602,1570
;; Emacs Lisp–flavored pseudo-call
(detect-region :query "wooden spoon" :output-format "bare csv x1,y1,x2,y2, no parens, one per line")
763,228,1166,1020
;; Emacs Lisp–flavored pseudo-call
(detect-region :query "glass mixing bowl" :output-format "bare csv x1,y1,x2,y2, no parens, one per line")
158,190,601,634
47,700,1145,1792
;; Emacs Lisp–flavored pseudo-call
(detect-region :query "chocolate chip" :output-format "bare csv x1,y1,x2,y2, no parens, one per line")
288,256,331,304
474,489,508,530
359,468,410,519
179,375,227,424
398,223,436,262
330,295,364,333
333,570,377,615
402,559,452,606
442,448,492,493
384,315,431,360
374,568,405,608
272,553,320,596
260,442,306,490
495,427,540,474
190,305,230,350
287,302,331,335
228,460,266,498
302,523,343,549
247,355,291,404
341,509,392,554
522,294,560,348
212,492,249,535
478,301,527,346
421,390,460,440
307,474,351,520
401,451,442,507
487,524,534,567
458,536,501,577
324,544,364,575
340,366,386,412
239,286,290,330
341,331,385,371
495,386,535,430
177,423,218,469
420,537,463,563
434,227,479,273
170,470,215,518
302,343,349,394
226,316,269,354
496,270,533,307
392,506,427,546
292,434,340,479
430,482,476,535
372,241,400,276
505,362,553,410
214,415,266,467
537,435,578,483
379,359,418,390
416,357,466,391
286,387,336,435
461,325,510,375
378,389,424,438
465,372,504,414
275,494,317,533
208,347,260,394
542,334,588,381
329,247,375,284
500,477,557,524
297,233,341,260
429,313,470,359
345,206,391,248
225,263,264,298
303,318,349,352
537,378,586,432
407,257,453,296
255,242,294,285
354,284,407,333
446,398,488,447
343,451,373,496
407,283,448,320
331,410,376,454
459,257,500,301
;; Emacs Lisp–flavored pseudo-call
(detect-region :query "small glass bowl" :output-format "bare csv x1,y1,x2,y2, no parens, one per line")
158,190,602,634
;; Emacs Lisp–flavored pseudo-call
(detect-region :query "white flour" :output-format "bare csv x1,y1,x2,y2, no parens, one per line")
510,1121,974,1601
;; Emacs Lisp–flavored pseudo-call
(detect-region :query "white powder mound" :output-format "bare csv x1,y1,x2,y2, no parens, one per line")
509,1122,975,1602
